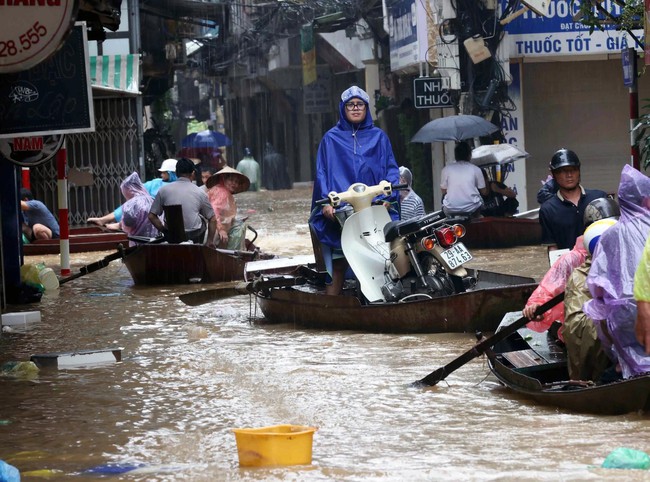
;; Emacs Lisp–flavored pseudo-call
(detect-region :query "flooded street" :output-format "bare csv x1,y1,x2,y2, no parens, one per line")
1,184,649,481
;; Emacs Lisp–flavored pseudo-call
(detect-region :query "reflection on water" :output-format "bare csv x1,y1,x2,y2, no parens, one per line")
0,185,647,481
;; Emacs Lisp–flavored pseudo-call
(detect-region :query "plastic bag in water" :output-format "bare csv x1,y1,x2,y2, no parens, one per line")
602,447,650,470
0,459,20,482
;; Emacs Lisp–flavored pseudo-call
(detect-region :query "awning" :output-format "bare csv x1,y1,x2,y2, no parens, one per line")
89,54,140,96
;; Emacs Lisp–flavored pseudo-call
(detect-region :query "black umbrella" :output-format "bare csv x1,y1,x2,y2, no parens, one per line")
411,115,499,143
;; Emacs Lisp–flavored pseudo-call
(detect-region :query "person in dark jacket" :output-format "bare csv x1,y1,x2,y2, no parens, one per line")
539,149,607,250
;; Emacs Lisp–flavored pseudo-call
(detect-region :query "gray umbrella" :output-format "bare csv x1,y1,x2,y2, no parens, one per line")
411,115,499,143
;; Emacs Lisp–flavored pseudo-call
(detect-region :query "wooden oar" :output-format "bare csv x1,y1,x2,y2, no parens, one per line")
179,276,307,306
58,246,131,285
411,292,565,388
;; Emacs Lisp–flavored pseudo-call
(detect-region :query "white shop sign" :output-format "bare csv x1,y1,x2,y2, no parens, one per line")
0,0,78,73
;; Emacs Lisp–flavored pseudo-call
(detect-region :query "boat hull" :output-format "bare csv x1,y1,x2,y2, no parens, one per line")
461,217,541,249
123,244,265,285
254,270,537,334
23,226,128,256
487,313,650,415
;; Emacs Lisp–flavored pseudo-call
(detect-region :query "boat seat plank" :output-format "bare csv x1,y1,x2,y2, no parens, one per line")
502,349,548,368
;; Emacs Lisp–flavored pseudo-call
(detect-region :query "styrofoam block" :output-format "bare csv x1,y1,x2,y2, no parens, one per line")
2,311,41,326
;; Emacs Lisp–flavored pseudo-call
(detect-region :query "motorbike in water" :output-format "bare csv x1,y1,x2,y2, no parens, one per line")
315,180,477,304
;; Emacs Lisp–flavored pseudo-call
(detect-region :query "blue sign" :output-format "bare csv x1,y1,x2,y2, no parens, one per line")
622,48,636,87
502,0,643,57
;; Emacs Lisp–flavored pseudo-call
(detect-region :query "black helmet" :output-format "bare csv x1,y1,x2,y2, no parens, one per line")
550,149,580,171
583,197,620,226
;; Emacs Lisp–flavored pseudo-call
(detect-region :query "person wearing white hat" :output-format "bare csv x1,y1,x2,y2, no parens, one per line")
88,158,178,229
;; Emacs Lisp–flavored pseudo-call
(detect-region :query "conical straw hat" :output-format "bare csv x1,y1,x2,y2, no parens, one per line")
205,165,250,193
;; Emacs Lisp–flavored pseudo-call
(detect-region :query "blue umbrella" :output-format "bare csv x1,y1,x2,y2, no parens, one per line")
181,130,232,149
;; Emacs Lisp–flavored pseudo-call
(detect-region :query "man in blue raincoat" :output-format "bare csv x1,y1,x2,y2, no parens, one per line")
310,86,400,295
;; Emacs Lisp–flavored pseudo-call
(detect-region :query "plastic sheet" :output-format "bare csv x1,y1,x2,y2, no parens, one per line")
0,460,20,482
602,447,650,470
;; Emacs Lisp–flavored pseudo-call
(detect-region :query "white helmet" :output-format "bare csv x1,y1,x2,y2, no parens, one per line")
158,158,177,172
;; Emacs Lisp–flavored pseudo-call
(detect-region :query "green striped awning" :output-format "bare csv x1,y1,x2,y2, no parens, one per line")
89,54,140,96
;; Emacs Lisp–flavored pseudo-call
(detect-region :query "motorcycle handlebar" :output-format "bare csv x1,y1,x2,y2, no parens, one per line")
314,182,408,206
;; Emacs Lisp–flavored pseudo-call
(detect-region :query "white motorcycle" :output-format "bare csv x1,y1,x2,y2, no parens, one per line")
315,180,476,303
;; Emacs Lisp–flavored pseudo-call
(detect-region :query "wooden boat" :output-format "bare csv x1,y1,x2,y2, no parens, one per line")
460,216,542,249
249,266,537,334
23,226,128,256
487,312,650,415
122,242,274,285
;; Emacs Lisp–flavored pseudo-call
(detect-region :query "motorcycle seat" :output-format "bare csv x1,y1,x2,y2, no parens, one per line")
384,210,446,242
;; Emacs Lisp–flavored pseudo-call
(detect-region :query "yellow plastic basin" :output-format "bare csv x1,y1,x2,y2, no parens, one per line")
232,424,318,467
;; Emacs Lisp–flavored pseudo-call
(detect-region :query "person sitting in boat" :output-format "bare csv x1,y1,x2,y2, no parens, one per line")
148,158,217,246
521,197,619,340
440,142,489,218
310,85,400,296
118,172,159,244
205,166,250,250
20,188,60,241
539,149,608,251
583,165,650,379
563,214,619,382
398,166,425,220
634,234,650,354
480,168,519,217
87,158,178,230
200,166,216,193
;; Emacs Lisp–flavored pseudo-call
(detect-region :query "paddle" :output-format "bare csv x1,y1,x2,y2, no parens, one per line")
411,292,565,388
59,246,131,285
179,276,307,306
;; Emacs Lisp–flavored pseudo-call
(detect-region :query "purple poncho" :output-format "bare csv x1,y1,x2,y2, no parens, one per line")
584,165,650,378
119,172,158,243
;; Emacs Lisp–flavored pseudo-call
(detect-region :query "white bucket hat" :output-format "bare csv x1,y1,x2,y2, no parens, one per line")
158,158,177,172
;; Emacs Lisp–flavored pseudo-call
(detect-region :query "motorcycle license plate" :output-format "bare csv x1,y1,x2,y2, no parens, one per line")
440,243,473,270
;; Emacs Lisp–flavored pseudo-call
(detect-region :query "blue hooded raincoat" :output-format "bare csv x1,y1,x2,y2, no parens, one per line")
310,86,400,250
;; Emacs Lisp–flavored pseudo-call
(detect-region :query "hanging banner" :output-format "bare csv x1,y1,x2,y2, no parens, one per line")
301,24,317,86
0,23,94,139
0,0,79,73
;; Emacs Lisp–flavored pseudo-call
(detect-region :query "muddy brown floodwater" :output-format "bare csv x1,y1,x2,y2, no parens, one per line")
1,184,648,481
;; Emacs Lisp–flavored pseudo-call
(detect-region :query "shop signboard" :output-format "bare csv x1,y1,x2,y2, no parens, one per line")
503,0,643,57
0,0,78,73
0,23,94,139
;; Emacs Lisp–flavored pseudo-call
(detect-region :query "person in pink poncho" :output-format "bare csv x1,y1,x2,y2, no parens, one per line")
522,197,620,340
205,166,250,250
118,172,159,244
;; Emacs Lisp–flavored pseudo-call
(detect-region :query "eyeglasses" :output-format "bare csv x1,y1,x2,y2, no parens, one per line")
345,102,366,111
